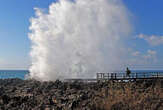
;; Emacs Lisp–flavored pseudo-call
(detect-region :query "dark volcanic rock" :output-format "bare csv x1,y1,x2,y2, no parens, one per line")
0,78,162,110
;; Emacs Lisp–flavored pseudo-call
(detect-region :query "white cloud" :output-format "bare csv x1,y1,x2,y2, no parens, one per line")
129,49,158,67
143,49,157,59
131,51,140,56
138,34,163,46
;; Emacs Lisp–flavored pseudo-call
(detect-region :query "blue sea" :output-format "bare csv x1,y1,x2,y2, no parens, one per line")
0,70,29,79
0,70,162,79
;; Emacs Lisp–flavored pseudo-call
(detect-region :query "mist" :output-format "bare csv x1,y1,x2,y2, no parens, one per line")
28,0,131,81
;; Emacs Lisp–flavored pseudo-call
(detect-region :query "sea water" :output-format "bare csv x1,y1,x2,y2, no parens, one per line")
0,70,29,79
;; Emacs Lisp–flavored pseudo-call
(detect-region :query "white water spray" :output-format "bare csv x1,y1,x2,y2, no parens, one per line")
28,0,131,81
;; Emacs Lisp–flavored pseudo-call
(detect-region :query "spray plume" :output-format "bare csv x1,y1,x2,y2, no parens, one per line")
28,0,131,81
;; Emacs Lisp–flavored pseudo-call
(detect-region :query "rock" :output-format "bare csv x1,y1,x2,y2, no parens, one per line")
0,78,161,110
2,95,10,104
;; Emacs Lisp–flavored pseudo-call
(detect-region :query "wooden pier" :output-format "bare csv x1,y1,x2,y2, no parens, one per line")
65,72,163,82
96,72,163,81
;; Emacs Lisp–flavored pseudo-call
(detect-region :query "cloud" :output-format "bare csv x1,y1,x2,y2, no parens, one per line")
137,34,163,46
131,51,140,56
143,49,157,60
130,49,157,65
142,49,157,65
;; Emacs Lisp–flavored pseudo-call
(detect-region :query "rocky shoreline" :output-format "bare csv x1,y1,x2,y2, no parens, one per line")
0,78,162,110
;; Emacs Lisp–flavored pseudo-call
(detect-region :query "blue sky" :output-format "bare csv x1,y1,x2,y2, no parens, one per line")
124,0,163,69
0,0,163,69
0,0,55,69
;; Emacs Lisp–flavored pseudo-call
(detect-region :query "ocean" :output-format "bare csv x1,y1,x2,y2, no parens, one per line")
0,70,29,79
0,70,163,79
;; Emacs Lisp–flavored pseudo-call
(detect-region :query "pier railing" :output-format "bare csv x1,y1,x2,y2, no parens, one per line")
64,72,163,83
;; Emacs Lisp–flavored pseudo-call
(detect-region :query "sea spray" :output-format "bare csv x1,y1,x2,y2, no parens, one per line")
28,0,131,81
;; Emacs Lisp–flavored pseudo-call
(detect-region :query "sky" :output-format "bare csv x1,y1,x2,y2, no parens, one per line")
0,0,163,70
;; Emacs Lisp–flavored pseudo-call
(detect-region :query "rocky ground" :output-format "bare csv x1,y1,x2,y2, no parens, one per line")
0,78,162,110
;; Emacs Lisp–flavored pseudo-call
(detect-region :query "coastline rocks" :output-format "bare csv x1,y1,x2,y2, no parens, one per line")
0,78,162,110
0,78,102,110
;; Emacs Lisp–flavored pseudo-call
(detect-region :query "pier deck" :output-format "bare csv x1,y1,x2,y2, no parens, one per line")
65,72,163,82
96,72,163,81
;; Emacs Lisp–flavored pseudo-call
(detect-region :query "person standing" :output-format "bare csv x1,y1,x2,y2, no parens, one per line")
126,67,131,77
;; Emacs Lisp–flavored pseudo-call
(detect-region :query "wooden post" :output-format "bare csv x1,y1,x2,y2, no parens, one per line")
108,73,109,79
97,73,99,80
115,73,117,79
100,73,102,79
